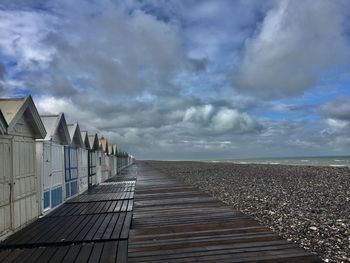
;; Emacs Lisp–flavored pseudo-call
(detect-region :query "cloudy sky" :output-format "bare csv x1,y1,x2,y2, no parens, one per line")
1,0,350,160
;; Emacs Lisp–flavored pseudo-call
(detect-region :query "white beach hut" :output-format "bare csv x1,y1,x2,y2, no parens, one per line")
78,131,89,194
0,96,46,240
99,136,109,182
87,132,99,187
36,113,70,214
65,123,84,198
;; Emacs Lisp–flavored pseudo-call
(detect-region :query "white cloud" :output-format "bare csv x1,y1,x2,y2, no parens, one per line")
183,104,213,122
0,10,56,69
235,0,350,98
211,108,259,133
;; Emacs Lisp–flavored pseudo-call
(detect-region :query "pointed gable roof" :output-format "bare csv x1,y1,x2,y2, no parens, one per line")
0,96,46,138
108,145,114,155
40,113,70,144
80,130,89,149
67,123,84,148
99,136,109,154
112,144,118,156
0,110,7,135
87,132,99,151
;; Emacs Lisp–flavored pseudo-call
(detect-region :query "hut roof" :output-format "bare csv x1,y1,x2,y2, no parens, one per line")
40,113,70,144
80,130,89,149
99,136,109,154
87,132,99,151
67,123,84,148
108,145,114,155
0,96,46,138
112,144,118,156
0,110,7,134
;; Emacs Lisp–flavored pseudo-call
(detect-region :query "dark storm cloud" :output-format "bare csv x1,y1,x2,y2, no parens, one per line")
321,97,350,122
0,63,6,95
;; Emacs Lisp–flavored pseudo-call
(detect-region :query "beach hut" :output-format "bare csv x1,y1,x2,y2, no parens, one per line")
87,132,99,188
36,113,70,214
99,136,109,182
0,96,46,239
65,123,84,198
112,144,118,176
78,131,89,193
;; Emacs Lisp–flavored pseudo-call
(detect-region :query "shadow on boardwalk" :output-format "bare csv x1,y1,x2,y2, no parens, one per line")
0,165,138,263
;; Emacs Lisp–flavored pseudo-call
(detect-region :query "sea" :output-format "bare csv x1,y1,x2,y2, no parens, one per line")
210,156,350,167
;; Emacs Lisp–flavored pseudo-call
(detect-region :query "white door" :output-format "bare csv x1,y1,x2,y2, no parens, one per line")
104,155,109,181
51,143,64,207
78,148,88,193
96,151,102,184
0,137,11,238
109,156,114,178
12,137,38,230
42,142,51,211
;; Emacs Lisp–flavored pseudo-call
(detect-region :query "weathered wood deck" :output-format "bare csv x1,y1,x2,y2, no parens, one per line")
128,161,322,263
0,166,138,263
0,162,323,262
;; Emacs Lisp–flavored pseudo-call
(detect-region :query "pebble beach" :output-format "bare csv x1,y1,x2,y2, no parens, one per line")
147,161,350,263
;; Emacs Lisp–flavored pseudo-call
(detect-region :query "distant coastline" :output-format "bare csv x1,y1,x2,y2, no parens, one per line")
205,155,350,167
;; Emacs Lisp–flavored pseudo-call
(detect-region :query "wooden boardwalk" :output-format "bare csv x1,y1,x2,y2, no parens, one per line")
0,165,138,263
0,162,323,262
128,162,322,263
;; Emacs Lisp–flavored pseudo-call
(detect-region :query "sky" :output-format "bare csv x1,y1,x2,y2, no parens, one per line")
0,0,350,160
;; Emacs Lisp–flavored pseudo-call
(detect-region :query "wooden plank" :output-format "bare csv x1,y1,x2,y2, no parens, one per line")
0,250,12,262
1,249,23,263
36,247,57,263
99,241,118,263
74,243,93,263
61,245,81,263
94,213,113,240
48,246,70,263
102,213,121,240
116,240,128,263
111,213,126,240
87,242,104,263
128,162,322,263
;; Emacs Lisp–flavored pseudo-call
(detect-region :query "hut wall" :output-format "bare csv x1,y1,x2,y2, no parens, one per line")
0,136,12,239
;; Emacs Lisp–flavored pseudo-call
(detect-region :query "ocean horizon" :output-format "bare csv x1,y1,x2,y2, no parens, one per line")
207,155,350,167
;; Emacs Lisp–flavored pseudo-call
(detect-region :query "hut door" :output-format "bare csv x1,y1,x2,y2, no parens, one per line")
12,137,38,230
88,151,96,187
42,143,52,210
78,149,88,193
50,144,63,207
0,137,12,238
64,147,78,198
